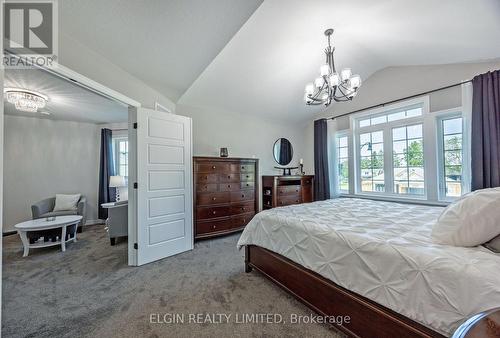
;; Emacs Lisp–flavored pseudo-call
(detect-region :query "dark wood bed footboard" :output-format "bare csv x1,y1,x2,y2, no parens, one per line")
245,245,445,338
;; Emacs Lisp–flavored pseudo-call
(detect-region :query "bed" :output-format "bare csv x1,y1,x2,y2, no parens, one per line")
237,198,500,337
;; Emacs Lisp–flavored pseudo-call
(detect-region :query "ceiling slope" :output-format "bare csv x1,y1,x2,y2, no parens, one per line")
179,0,500,123
60,0,264,102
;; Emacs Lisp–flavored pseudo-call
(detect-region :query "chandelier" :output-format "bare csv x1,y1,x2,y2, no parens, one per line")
4,88,48,113
304,29,361,106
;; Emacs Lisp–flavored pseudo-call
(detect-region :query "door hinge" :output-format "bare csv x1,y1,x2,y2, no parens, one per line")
134,243,138,250
133,182,138,189
133,122,138,129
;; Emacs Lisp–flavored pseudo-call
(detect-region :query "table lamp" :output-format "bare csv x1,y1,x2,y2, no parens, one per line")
109,175,126,201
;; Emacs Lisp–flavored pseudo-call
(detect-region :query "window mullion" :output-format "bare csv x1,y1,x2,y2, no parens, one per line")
383,126,394,194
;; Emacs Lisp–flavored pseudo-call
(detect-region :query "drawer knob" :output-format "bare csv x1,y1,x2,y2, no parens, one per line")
228,185,231,188
243,219,246,223
296,200,299,203
212,225,216,229
246,175,249,178
246,183,250,187
212,211,216,215
241,207,246,211
212,197,216,201
241,194,245,198
296,190,299,192
227,175,231,179
204,176,208,179
241,166,245,169
212,165,216,169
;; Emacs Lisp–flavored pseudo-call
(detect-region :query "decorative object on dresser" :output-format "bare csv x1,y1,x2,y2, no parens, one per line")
219,147,228,157
193,157,259,239
109,175,126,201
262,175,314,209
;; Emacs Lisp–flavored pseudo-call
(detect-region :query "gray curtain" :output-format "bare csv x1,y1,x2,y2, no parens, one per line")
471,70,500,190
314,119,330,200
98,129,115,219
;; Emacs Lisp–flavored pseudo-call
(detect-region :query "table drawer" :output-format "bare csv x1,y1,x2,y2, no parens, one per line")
230,190,255,203
196,192,230,206
277,195,301,207
197,162,230,173
196,206,231,220
196,174,218,184
219,173,240,183
230,201,255,215
196,183,218,193
196,218,233,235
278,185,301,196
230,163,255,173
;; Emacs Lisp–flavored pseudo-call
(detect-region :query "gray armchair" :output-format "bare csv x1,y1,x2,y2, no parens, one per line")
31,196,87,232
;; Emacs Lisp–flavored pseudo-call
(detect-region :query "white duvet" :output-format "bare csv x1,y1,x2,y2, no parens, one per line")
237,198,500,336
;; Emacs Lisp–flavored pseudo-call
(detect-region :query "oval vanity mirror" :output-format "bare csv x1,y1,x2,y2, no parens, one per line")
273,138,293,166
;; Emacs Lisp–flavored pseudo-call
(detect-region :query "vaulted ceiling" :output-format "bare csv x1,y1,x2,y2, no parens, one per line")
60,0,500,123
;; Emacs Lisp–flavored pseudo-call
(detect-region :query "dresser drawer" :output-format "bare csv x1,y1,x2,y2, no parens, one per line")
230,201,255,215
231,212,255,228
196,218,233,235
230,163,255,173
197,162,230,173
196,174,218,184
240,173,255,182
277,195,301,207
196,206,231,219
196,192,230,206
278,185,301,196
220,181,255,191
196,183,217,193
230,190,255,203
219,173,240,183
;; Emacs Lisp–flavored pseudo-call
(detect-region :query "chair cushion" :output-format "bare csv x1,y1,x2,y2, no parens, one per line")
53,194,81,212
41,210,78,218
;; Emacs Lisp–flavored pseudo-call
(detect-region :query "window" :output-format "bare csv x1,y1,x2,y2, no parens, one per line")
359,131,384,192
440,117,463,198
334,96,471,204
336,135,349,193
113,138,129,177
392,124,424,195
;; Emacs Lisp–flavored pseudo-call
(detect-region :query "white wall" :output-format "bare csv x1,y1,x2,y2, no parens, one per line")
177,104,307,174
3,115,100,232
302,60,500,173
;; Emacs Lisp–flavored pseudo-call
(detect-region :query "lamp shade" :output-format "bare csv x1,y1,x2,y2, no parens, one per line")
109,175,126,188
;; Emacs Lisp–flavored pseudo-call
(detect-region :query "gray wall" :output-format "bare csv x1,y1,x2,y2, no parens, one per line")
302,60,500,174
3,115,99,232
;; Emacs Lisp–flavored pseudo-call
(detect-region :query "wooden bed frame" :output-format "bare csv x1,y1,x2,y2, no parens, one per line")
245,245,446,338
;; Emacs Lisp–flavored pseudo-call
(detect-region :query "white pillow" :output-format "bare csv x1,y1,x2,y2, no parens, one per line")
432,187,500,247
53,194,81,212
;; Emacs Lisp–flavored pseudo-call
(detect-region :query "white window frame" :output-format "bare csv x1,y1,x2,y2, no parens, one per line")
351,97,430,201
333,131,351,195
113,137,129,178
436,110,470,201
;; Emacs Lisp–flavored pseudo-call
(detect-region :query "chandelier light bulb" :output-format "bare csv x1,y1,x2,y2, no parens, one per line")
314,77,323,88
340,68,352,82
305,83,314,95
350,74,361,89
320,64,330,76
329,73,340,86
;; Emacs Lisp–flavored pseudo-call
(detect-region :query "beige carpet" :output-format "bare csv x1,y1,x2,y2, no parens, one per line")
2,225,343,337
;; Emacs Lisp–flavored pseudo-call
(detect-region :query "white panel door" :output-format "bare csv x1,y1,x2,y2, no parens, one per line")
136,108,193,265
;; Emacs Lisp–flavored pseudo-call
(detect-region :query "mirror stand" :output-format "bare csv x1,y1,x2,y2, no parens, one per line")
274,166,299,176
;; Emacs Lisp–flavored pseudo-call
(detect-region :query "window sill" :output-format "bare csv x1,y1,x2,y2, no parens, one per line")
336,193,449,207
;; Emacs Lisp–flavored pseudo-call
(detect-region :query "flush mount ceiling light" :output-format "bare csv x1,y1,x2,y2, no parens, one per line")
4,88,48,113
304,29,361,107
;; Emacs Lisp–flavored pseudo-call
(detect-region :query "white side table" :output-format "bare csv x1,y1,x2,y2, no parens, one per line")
14,215,83,257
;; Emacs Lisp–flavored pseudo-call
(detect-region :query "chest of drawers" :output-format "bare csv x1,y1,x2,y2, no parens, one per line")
193,157,259,239
262,175,314,209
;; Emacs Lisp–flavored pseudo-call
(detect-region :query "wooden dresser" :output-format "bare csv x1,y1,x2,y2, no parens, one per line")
193,157,259,239
262,175,314,209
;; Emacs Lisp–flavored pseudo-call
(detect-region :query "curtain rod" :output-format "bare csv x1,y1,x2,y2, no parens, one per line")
324,79,472,121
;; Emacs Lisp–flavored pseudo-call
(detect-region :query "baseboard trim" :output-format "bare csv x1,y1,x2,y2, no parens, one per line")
85,219,105,226
3,230,17,237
